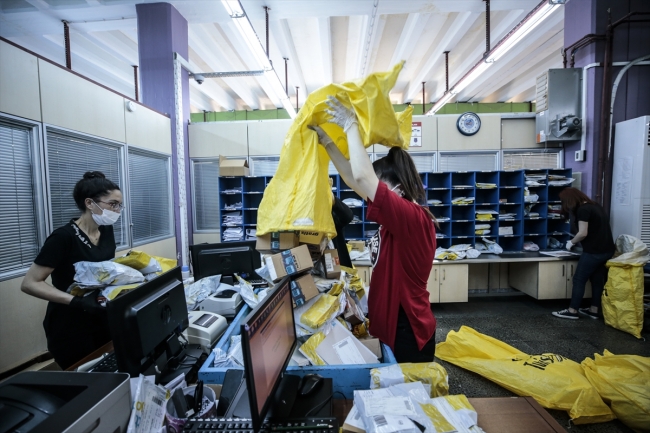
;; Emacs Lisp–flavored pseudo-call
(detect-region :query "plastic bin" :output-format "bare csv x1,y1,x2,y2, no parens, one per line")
198,305,397,399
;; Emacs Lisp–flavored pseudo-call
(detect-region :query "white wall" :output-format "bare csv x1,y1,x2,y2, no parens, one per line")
0,39,176,373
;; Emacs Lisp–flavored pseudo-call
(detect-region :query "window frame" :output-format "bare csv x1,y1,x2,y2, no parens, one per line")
0,113,48,282
501,149,564,170
43,124,130,251
127,145,174,247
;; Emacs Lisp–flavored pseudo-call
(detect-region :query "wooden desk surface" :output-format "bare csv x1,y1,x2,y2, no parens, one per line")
65,341,113,371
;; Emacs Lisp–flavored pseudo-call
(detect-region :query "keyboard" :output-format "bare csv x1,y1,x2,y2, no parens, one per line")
182,417,339,433
88,352,118,372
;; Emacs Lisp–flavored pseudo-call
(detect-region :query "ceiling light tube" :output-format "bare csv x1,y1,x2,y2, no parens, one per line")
485,1,558,63
427,91,455,115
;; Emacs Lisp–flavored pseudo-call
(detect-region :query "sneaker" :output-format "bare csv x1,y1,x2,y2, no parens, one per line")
552,308,579,320
579,308,599,319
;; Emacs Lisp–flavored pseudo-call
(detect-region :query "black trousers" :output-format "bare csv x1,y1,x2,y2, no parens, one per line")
392,307,436,363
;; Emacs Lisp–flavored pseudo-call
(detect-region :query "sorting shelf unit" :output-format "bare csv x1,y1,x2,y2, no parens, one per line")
218,168,572,251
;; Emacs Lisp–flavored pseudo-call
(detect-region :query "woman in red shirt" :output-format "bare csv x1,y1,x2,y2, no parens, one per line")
311,96,438,362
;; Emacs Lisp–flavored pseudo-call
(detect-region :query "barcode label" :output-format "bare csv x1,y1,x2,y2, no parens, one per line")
373,415,387,427
152,396,163,407
338,339,348,348
324,253,334,272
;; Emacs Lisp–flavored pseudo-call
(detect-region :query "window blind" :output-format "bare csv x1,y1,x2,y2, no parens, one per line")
503,151,561,170
192,160,220,231
46,130,126,247
250,156,280,176
374,152,436,173
439,152,498,172
128,149,172,244
0,122,39,275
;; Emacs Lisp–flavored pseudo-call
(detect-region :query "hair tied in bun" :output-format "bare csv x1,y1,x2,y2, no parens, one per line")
83,171,106,180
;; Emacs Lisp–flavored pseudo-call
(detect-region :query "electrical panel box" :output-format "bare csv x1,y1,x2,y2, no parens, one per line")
610,115,650,245
535,68,582,143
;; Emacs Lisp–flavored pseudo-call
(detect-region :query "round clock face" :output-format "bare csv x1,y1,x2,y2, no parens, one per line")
457,112,481,136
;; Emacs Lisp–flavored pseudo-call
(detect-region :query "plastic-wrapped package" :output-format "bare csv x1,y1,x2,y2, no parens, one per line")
298,331,327,365
74,261,145,287
152,256,177,273
354,382,436,433
184,275,222,310
211,335,244,368
100,283,140,301
370,363,449,398
420,395,485,433
113,250,154,270
481,237,503,254
234,274,262,308
300,293,346,330
523,241,539,252
255,264,275,285
126,374,170,433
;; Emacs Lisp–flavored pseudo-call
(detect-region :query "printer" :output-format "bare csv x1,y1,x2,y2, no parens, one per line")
198,287,244,318
185,310,228,353
0,371,130,433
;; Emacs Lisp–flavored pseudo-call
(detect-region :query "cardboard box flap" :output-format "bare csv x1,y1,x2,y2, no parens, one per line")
219,155,248,168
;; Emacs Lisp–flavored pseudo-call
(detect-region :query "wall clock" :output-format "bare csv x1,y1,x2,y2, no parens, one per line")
457,112,481,136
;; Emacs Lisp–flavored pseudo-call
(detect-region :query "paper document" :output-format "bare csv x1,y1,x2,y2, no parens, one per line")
539,251,579,257
365,396,417,416
333,337,367,364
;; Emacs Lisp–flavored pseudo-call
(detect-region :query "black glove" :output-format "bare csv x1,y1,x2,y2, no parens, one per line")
70,291,105,315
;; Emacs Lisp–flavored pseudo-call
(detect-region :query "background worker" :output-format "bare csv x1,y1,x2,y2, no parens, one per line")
311,96,438,363
552,187,615,320
21,171,123,369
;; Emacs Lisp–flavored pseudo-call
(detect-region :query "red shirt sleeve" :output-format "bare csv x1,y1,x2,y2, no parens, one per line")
366,182,428,237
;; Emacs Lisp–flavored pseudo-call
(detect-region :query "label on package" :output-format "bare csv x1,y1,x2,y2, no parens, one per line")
332,336,366,364
290,280,305,306
324,253,334,272
281,250,297,275
364,396,417,417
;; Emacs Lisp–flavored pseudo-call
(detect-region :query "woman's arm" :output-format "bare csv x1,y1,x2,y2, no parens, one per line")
571,221,588,244
21,263,74,305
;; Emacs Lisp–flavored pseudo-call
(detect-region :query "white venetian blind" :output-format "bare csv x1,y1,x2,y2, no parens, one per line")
193,160,220,231
439,152,498,172
374,152,436,173
128,149,172,244
250,156,280,176
46,130,126,247
0,121,39,274
503,151,561,170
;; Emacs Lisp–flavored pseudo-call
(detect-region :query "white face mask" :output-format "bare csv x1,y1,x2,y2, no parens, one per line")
91,201,121,226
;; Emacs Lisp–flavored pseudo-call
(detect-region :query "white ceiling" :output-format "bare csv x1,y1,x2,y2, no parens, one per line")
0,0,565,113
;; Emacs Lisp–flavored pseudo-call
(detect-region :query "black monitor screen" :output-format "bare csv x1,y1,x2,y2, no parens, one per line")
241,277,296,432
107,266,188,377
190,241,261,281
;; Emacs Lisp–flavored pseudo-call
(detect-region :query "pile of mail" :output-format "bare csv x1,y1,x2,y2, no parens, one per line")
548,174,575,186
475,209,498,221
525,174,546,187
451,197,475,205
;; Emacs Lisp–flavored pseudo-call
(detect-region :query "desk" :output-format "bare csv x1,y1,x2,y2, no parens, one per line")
334,396,565,433
65,341,113,371
353,251,591,302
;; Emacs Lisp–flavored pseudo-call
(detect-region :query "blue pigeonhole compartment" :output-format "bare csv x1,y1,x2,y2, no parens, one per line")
198,304,397,399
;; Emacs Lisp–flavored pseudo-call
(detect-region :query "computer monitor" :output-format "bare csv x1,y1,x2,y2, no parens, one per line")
240,277,296,432
107,266,189,378
190,240,262,281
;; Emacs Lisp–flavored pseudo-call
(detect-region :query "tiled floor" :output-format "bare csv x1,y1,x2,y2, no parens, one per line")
432,294,650,433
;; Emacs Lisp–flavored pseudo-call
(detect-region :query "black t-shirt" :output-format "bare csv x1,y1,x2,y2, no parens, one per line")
576,204,615,254
34,220,116,369
332,196,354,268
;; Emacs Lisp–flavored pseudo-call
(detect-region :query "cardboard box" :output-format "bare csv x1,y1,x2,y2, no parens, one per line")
264,245,313,282
342,405,364,433
359,338,381,359
219,155,249,176
321,249,341,279
299,231,329,259
256,232,299,253
290,274,319,308
468,397,565,432
348,240,366,252
344,292,364,326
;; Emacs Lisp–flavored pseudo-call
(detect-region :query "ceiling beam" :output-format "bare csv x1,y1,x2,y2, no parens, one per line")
318,16,333,85
404,11,474,103
278,18,308,102
363,13,386,75
186,56,237,111
189,23,260,110
82,30,138,66
388,13,429,70
345,15,366,81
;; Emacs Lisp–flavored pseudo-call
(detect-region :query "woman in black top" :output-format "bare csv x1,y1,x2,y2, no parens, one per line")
552,188,615,320
21,171,123,369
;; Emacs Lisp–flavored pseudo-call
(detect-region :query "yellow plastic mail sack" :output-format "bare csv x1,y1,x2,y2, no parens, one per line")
153,256,177,274
300,294,340,330
602,235,648,339
257,62,413,239
436,326,614,424
582,350,650,433
113,250,153,270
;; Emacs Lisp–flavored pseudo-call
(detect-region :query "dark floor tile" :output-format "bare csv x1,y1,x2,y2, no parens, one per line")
510,326,577,342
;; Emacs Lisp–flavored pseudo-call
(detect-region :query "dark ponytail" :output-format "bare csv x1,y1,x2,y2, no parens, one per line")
373,147,437,225
73,171,120,211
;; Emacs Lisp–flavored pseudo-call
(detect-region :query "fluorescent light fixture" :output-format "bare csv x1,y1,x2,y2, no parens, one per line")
426,0,560,115
485,2,557,63
221,0,296,119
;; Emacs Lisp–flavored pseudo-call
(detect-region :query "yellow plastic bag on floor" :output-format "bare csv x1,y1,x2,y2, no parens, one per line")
602,235,649,339
582,350,650,432
436,326,614,424
257,62,413,239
